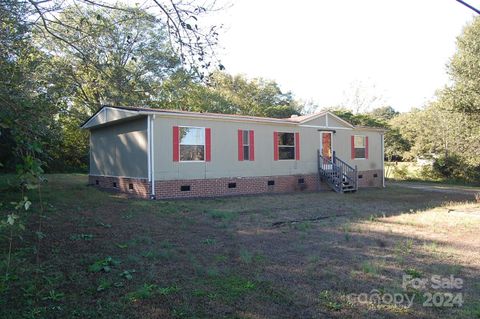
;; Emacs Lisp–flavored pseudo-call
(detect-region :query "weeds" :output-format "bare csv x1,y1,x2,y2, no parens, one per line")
120,270,136,280
42,290,64,302
97,279,112,292
126,284,158,302
206,209,237,222
200,275,257,302
394,239,414,264
293,221,312,231
88,257,120,273
319,290,343,311
404,268,422,278
239,249,265,264
70,233,94,241
361,261,381,275
202,238,216,245
126,283,179,302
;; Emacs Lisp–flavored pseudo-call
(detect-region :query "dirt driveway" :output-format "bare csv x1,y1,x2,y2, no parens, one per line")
388,181,480,195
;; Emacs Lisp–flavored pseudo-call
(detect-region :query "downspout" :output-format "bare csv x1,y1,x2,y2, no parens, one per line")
147,115,156,200
147,115,151,188
150,115,156,199
382,133,385,188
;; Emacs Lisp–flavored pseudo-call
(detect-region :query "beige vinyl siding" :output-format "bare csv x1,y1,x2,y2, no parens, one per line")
90,117,148,178
298,115,327,127
332,129,383,171
152,115,383,181
327,115,353,128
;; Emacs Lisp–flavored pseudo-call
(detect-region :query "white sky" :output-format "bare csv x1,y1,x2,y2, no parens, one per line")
211,0,479,112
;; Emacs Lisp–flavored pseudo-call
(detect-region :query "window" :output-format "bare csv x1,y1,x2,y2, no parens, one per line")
179,127,205,161
243,130,250,160
278,132,295,160
354,135,366,159
238,129,254,161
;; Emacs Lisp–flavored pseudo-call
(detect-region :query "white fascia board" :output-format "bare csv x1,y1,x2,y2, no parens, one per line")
299,124,353,130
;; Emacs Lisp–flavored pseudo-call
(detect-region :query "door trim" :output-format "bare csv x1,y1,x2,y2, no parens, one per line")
319,131,333,160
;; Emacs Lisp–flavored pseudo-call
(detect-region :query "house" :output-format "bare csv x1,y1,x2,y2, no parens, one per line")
81,106,386,199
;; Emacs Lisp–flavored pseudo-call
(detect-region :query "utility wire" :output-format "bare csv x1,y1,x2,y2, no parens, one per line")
456,0,480,14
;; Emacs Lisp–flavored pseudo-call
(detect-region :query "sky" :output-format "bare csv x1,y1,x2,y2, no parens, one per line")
210,0,479,112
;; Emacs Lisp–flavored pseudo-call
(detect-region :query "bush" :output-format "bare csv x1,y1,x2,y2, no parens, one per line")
418,165,437,180
392,164,409,180
432,155,480,183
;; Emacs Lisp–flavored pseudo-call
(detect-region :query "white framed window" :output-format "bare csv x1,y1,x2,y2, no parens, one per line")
179,127,205,161
354,135,366,159
243,130,250,160
278,132,295,160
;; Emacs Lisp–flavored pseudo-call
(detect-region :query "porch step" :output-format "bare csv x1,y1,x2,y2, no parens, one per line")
342,184,356,192
318,151,358,193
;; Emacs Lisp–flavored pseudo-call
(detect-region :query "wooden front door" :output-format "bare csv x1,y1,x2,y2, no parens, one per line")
320,132,333,160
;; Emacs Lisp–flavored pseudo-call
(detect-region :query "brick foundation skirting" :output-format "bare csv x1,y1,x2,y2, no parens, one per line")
356,169,384,188
88,169,383,199
153,174,329,199
88,175,150,198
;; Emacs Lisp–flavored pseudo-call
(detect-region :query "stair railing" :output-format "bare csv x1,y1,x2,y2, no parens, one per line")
318,150,358,193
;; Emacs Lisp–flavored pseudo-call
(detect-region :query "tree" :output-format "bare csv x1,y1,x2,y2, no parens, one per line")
158,71,302,118
444,16,480,117
330,110,386,128
389,103,480,166
384,127,410,162
369,106,399,121
0,1,60,170
20,0,223,76
36,5,180,113
331,109,410,163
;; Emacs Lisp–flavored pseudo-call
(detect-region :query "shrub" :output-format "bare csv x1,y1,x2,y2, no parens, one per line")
392,164,408,180
418,164,437,180
432,155,464,179
432,154,480,182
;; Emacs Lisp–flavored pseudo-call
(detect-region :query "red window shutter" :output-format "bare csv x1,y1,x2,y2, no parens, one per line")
351,135,355,159
249,130,255,161
238,129,244,161
205,128,211,162
173,126,179,162
365,136,369,159
295,132,300,160
273,131,279,161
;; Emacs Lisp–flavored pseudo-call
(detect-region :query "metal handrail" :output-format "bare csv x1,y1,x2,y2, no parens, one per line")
333,154,356,171
318,150,358,193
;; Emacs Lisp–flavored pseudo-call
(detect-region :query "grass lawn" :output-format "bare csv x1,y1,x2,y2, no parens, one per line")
1,174,479,318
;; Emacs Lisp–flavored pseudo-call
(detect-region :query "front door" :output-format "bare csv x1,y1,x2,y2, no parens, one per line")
320,131,333,161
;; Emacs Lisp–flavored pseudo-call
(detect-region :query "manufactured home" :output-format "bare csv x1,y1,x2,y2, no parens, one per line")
81,106,385,199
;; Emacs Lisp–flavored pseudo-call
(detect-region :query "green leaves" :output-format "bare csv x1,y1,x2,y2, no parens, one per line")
24,198,31,211
120,269,136,280
88,257,120,273
447,17,480,116
6,214,18,226
158,71,302,118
